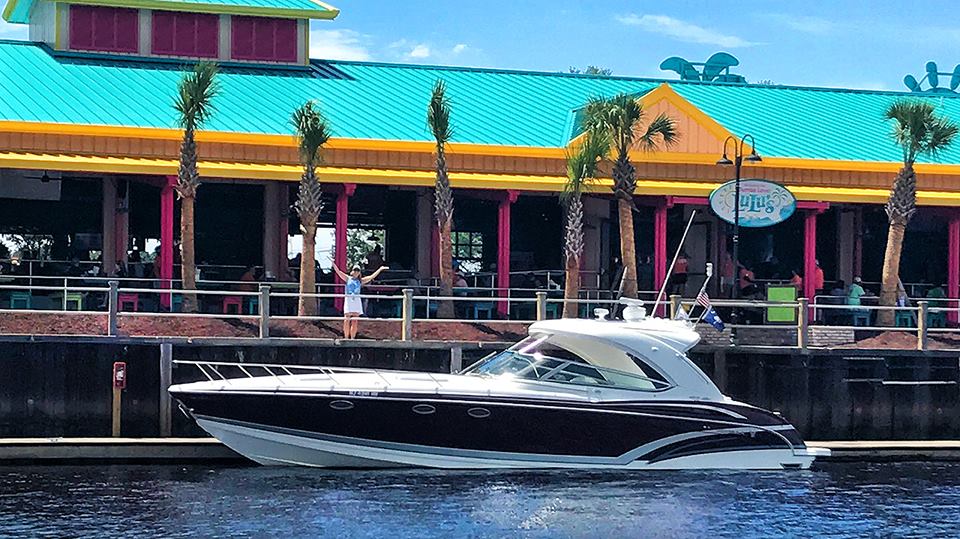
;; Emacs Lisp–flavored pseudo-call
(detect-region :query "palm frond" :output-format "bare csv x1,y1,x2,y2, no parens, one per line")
427,80,453,145
885,99,958,164
291,100,332,167
563,128,609,201
173,62,220,130
635,112,678,152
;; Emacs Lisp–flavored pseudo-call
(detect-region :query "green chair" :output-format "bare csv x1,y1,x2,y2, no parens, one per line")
10,292,31,309
246,296,259,315
545,302,561,319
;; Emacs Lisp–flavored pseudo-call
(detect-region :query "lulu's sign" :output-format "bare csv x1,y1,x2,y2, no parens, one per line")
709,179,797,228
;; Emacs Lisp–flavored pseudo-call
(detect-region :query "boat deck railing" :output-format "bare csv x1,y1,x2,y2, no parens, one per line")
173,360,449,390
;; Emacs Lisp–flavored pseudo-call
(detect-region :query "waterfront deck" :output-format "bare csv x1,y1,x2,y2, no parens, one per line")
2,438,959,465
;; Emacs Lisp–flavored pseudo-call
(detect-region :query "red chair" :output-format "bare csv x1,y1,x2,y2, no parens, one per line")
118,293,139,312
222,296,242,314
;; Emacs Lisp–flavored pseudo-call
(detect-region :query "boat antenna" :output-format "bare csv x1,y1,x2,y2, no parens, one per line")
652,210,697,317
693,262,714,324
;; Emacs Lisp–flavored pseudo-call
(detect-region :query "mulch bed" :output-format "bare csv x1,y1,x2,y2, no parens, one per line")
0,312,530,343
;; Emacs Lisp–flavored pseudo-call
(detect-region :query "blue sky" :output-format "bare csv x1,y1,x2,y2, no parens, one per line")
3,0,959,91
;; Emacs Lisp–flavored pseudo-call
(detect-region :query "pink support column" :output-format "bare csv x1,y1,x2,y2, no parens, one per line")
653,200,668,295
803,210,818,302
497,190,518,317
949,213,960,325
334,184,356,312
160,176,176,309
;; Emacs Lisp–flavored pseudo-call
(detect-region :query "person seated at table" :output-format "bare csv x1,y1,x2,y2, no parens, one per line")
789,269,803,289
739,263,757,296
238,266,259,292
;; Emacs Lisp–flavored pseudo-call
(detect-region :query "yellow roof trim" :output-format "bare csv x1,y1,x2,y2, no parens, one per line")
4,118,960,175
0,120,566,158
4,151,960,205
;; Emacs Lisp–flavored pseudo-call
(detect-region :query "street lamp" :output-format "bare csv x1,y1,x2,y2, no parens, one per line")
717,135,761,302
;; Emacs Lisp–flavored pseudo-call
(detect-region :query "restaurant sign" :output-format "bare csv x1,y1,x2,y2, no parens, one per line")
709,179,797,228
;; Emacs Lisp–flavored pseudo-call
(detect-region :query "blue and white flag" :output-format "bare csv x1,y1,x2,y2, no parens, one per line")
697,291,725,332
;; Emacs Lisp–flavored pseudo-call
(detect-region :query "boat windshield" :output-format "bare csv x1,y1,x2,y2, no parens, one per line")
462,335,672,391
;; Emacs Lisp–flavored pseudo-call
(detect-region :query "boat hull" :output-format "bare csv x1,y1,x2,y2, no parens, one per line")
174,389,824,470
197,416,821,470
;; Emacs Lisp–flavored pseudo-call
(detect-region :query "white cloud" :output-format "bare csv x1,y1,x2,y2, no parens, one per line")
0,20,28,39
452,43,468,55
616,14,758,48
408,44,431,58
767,14,839,35
308,29,372,61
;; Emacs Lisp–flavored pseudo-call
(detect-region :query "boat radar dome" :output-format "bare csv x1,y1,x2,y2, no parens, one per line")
619,298,646,322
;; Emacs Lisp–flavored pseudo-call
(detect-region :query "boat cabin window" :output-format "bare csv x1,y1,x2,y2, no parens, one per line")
464,335,672,391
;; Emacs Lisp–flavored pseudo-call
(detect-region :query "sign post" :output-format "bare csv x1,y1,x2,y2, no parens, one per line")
112,361,127,437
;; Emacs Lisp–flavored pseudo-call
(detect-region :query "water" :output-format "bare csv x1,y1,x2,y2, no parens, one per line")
1,463,958,538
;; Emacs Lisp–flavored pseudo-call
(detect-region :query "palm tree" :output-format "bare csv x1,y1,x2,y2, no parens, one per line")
427,80,455,318
173,61,219,312
291,101,332,316
878,100,958,325
561,129,610,318
583,93,677,298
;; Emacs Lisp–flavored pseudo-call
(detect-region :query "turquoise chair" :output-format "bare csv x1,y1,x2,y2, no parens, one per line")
471,301,495,320
10,292,31,309
246,296,260,315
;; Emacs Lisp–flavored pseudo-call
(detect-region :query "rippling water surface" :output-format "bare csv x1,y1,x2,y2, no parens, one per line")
1,463,958,538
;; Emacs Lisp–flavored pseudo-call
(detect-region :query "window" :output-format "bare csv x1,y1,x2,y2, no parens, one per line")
69,5,139,53
463,335,673,392
231,16,298,62
452,231,484,273
152,11,219,58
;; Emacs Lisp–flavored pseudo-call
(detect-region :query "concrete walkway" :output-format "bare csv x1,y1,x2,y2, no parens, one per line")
2,438,960,465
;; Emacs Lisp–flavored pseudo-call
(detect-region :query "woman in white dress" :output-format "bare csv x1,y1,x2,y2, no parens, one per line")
332,263,389,339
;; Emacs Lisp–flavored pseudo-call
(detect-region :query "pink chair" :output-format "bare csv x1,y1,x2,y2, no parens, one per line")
222,296,242,314
118,293,139,312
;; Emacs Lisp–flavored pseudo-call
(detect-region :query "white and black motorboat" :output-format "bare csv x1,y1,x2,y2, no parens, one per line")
169,302,828,470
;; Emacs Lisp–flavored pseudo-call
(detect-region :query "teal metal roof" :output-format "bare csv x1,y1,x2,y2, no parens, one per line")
671,83,960,164
1,39,960,164
3,0,338,24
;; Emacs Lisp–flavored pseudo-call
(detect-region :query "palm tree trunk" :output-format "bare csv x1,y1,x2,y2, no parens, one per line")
299,221,317,316
180,194,197,312
879,222,905,326
437,217,454,318
563,255,581,318
617,197,637,298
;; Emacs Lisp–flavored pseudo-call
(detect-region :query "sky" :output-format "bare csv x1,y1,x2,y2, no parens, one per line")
2,0,959,91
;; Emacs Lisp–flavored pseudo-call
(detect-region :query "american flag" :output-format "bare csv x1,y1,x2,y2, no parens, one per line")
697,291,725,331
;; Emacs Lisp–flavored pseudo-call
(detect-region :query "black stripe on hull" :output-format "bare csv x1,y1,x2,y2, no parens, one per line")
172,391,804,460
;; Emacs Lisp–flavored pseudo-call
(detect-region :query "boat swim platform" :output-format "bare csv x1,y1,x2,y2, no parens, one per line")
1,438,959,465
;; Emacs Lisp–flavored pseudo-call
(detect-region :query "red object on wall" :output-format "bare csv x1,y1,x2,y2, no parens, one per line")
231,16,298,62
69,5,139,53
152,11,219,58
113,362,127,390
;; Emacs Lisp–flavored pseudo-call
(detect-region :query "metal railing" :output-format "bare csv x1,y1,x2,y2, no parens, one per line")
0,279,959,350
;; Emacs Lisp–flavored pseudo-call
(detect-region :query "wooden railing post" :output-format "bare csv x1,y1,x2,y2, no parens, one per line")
108,280,119,337
918,301,929,351
797,298,809,351
401,288,413,341
259,284,271,339
536,291,547,321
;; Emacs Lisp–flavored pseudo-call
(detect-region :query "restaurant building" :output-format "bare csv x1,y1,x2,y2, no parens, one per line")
3,0,960,315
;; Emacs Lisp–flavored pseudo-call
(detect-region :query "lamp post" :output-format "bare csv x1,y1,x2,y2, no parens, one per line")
717,135,761,306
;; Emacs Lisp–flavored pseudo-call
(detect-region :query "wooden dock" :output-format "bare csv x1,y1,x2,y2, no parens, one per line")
1,438,960,465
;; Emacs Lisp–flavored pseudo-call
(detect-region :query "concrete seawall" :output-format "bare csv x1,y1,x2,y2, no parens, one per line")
0,337,957,440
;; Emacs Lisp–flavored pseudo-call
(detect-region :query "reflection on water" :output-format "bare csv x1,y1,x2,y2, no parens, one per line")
1,463,959,538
